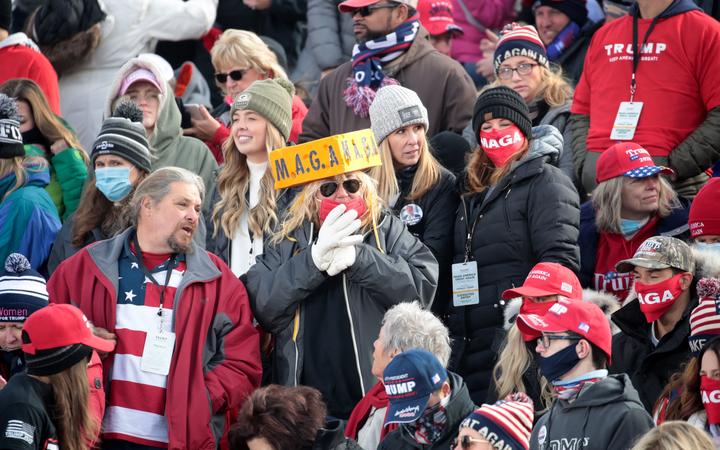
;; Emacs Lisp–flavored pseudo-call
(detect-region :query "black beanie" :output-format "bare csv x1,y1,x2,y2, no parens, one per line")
429,131,471,177
0,94,25,159
32,0,106,45
0,0,10,31
92,100,152,173
24,342,92,376
472,86,532,140
536,0,588,27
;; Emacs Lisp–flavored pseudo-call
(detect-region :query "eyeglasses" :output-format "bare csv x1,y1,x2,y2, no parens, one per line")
497,63,539,80
319,179,362,197
352,2,400,17
215,69,248,84
537,334,582,349
451,435,490,449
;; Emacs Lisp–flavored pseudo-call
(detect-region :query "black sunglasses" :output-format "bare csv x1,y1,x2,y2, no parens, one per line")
451,435,489,449
353,2,399,17
319,179,362,197
215,69,247,84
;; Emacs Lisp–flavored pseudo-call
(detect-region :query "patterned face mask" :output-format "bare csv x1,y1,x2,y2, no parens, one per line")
405,393,450,444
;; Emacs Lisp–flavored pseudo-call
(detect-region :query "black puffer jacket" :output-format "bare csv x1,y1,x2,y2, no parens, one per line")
447,125,580,404
393,165,458,317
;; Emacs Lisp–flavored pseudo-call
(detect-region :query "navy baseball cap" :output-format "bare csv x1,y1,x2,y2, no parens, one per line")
383,348,448,424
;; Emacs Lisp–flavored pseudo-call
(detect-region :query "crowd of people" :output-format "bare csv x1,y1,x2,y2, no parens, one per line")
1,0,720,449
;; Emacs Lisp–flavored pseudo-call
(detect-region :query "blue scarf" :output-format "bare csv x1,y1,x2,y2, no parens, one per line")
344,17,420,117
546,22,581,61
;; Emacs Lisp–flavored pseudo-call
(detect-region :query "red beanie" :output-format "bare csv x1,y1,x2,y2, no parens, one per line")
689,178,720,238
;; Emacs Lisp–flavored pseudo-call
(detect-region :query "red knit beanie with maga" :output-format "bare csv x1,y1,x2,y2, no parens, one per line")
689,178,720,238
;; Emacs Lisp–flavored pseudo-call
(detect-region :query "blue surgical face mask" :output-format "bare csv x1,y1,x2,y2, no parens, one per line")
620,218,648,236
535,344,580,383
95,167,133,202
696,242,720,254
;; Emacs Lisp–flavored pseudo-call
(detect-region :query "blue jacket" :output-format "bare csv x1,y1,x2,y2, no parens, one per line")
0,163,61,272
578,197,691,288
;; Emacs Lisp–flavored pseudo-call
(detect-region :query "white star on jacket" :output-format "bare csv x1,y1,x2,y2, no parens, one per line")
125,290,137,302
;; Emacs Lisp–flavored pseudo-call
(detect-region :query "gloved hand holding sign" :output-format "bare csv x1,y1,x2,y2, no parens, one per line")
311,204,363,272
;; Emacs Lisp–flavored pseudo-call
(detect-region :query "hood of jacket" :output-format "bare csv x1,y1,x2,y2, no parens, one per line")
396,371,476,446
540,102,571,128
104,55,183,162
629,0,701,18
313,419,350,450
503,289,620,334
0,159,51,198
0,32,40,51
560,374,644,411
518,124,562,168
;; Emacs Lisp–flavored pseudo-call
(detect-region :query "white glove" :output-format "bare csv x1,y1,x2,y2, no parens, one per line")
326,241,359,276
311,204,362,271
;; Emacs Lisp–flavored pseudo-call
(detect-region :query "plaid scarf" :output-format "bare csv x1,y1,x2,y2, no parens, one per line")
404,396,449,445
343,17,420,117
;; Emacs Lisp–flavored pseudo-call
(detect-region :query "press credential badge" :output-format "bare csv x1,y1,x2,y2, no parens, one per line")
452,262,480,307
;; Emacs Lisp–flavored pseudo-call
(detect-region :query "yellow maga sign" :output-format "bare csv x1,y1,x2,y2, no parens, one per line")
270,129,382,189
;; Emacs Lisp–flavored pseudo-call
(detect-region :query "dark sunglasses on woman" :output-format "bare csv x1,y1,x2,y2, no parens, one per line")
319,179,362,197
215,69,247,84
451,435,490,449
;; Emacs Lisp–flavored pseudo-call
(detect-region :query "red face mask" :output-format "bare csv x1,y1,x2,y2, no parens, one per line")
635,273,686,323
701,376,720,425
518,298,557,342
319,197,367,222
479,125,526,167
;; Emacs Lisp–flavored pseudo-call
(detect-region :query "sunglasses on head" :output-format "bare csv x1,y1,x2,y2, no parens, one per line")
353,2,399,16
319,179,362,197
451,435,489,449
214,69,247,84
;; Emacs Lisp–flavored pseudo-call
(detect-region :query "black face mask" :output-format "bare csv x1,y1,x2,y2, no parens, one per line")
21,127,51,150
535,344,580,382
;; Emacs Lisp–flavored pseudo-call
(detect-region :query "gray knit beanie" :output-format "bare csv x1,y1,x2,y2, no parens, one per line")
92,101,152,173
369,85,429,144
230,78,295,142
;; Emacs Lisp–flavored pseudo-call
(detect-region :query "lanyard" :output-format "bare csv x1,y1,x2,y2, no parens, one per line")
132,234,177,327
631,12,661,101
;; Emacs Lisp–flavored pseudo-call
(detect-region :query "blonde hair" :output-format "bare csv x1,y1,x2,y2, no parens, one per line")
630,421,715,450
370,131,441,205
211,29,288,93
213,122,284,238
492,325,552,412
592,176,681,234
492,64,573,108
0,79,89,163
273,171,383,244
0,157,25,201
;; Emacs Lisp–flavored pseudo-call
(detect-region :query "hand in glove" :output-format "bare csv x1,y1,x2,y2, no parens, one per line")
311,204,362,271
326,240,360,276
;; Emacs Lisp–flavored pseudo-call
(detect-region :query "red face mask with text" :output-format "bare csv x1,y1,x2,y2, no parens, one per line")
518,298,557,341
635,273,686,323
701,376,720,425
479,124,526,167
319,197,367,222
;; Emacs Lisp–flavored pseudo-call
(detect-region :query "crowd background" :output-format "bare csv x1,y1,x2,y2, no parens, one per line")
1,0,720,449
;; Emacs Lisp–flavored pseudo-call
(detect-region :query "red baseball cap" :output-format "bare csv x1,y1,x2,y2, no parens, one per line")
502,262,582,301
516,298,612,361
689,177,720,238
338,0,418,13
418,0,463,36
595,142,674,184
22,303,116,355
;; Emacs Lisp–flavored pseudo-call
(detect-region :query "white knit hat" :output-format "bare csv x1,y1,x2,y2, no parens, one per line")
369,85,429,144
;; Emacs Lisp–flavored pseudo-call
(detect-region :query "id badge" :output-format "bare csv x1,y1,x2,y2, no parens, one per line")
452,261,480,307
610,101,643,140
140,331,176,376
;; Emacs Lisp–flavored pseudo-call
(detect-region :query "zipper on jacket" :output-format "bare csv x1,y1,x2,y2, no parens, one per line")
292,309,300,386
343,273,366,396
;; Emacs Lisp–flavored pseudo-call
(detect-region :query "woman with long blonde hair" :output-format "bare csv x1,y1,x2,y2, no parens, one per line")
186,29,308,162
368,85,458,316
447,85,579,404
207,78,294,276
0,78,89,221
246,162,438,419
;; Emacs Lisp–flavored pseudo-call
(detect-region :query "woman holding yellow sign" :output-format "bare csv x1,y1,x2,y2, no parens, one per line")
369,85,459,318
206,78,294,276
245,129,438,420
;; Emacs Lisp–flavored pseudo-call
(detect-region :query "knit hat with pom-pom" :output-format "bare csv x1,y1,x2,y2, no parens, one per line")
230,78,295,142
92,100,152,173
0,253,49,323
0,93,24,159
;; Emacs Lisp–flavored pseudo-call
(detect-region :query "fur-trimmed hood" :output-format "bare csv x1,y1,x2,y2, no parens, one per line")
503,289,621,335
